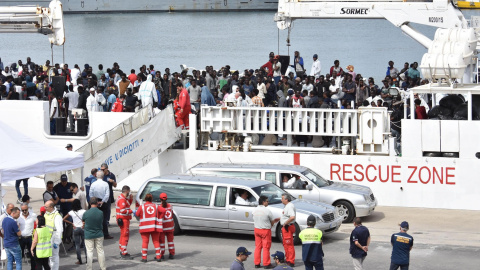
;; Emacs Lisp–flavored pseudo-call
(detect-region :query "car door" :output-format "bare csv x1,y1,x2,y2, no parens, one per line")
228,187,256,232
209,185,229,229
280,171,319,201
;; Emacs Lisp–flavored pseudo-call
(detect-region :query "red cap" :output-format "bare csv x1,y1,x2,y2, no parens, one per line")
160,193,167,200
40,206,46,213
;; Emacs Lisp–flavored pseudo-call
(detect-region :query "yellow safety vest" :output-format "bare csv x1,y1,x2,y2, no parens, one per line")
44,211,62,239
35,227,52,258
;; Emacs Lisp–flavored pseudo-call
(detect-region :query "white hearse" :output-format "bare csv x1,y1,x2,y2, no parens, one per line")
135,174,343,244
187,163,377,223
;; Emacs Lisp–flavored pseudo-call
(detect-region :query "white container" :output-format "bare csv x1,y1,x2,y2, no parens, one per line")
420,53,466,80
434,28,452,42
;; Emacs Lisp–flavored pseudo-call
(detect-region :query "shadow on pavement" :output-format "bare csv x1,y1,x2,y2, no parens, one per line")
362,211,386,223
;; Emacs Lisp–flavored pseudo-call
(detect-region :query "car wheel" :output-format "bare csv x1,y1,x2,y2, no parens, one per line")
173,214,181,235
334,200,355,223
276,223,301,245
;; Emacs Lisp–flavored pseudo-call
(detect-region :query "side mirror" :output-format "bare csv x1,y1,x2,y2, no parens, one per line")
250,202,258,207
307,184,313,191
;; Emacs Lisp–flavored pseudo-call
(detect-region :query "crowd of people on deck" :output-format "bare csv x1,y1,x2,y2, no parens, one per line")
0,53,431,146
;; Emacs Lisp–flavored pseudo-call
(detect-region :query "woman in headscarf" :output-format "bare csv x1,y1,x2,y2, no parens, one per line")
200,86,216,106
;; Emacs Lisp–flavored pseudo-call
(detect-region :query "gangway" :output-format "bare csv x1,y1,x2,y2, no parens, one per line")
47,105,181,185
199,106,391,155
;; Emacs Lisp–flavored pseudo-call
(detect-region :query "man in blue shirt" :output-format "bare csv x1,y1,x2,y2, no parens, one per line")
54,174,73,217
230,247,251,270
84,168,98,203
2,207,22,270
271,251,293,270
54,174,73,244
390,221,414,270
350,217,370,270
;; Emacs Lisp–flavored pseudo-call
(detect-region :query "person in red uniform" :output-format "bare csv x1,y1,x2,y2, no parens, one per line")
135,194,162,263
111,95,125,112
158,193,175,259
116,185,133,259
176,84,191,129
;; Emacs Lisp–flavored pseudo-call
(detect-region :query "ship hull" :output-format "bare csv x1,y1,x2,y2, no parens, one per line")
0,0,279,12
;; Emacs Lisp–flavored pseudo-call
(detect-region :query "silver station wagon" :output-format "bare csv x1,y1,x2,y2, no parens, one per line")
135,174,343,244
187,163,377,223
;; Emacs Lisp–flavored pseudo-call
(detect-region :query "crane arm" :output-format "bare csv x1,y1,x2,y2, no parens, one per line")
0,0,65,45
275,0,470,48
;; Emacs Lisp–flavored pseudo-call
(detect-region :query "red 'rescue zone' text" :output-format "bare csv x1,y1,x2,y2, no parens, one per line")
330,164,456,185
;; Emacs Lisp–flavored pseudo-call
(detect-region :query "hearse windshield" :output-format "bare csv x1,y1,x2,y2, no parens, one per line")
251,183,286,205
301,170,330,188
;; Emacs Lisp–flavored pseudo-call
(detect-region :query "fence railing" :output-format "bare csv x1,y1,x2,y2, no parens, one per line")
200,106,358,136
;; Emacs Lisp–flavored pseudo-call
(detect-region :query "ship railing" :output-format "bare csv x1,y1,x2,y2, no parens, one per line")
199,105,391,155
200,105,358,136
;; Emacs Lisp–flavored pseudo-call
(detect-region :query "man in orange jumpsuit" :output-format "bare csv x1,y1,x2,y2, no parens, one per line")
176,84,191,129
135,194,162,263
116,185,133,259
280,193,297,267
158,193,175,259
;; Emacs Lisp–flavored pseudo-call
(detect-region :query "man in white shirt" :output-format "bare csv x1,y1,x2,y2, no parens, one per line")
282,175,304,189
252,196,280,268
187,79,202,112
65,85,79,131
18,203,36,270
49,92,58,135
310,54,322,79
273,55,282,85
235,190,250,205
61,183,88,210
89,170,112,239
280,193,297,267
70,64,81,86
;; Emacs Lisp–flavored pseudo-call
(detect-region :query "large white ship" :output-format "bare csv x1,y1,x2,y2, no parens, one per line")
0,0,279,12
0,0,479,215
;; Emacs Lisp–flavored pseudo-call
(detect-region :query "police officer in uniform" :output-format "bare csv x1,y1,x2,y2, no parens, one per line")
116,185,133,259
271,251,293,270
350,217,370,270
390,221,414,270
299,215,324,270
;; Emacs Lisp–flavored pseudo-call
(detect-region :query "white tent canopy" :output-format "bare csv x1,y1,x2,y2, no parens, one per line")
0,119,84,183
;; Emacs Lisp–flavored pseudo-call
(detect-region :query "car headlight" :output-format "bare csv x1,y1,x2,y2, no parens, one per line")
363,194,370,202
316,215,324,223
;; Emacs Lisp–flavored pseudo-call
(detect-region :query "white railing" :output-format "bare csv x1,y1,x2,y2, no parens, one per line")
200,106,358,137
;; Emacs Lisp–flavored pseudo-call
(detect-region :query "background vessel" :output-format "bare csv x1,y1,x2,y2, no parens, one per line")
0,0,278,12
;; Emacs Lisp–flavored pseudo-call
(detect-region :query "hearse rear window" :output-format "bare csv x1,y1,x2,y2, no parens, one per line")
140,182,213,206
